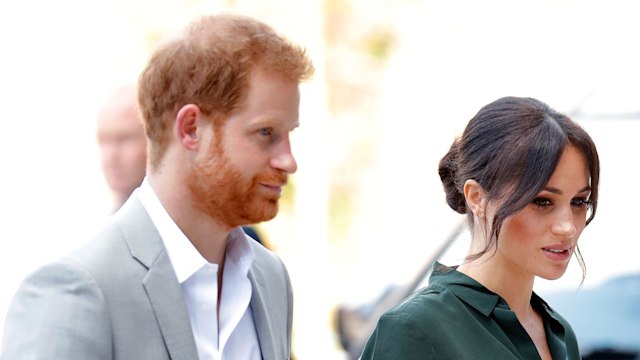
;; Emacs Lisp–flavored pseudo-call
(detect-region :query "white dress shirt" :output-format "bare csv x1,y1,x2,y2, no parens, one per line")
137,178,261,360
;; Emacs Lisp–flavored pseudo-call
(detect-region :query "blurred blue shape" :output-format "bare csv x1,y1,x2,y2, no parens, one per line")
544,272,640,358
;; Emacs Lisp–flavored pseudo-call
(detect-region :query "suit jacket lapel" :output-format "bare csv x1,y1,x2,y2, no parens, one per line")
143,253,199,360
117,197,199,360
249,262,278,360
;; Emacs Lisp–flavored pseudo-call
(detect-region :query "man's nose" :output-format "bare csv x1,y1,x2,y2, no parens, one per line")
270,139,297,174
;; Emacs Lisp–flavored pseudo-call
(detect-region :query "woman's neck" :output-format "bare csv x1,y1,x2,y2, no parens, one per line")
457,255,535,316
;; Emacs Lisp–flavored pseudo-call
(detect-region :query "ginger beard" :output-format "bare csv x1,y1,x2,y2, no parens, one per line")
187,135,287,228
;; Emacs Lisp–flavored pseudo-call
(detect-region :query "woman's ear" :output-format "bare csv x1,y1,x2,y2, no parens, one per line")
464,179,487,218
175,104,202,151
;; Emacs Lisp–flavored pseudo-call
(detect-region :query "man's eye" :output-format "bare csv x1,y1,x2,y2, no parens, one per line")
532,197,552,207
259,128,273,136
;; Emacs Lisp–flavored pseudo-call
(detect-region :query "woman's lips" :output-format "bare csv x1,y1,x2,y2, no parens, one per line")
542,246,572,261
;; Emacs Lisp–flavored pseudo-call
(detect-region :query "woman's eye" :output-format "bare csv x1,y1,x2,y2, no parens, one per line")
532,198,552,207
571,198,592,207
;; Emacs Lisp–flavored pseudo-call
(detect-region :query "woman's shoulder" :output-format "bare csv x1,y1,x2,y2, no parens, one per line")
383,283,460,323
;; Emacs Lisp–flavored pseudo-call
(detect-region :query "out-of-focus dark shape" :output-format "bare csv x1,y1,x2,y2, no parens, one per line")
242,226,265,246
544,273,640,359
334,222,464,359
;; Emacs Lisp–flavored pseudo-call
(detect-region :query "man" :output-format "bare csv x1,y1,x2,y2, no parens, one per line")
96,84,147,211
1,13,314,360
96,84,266,244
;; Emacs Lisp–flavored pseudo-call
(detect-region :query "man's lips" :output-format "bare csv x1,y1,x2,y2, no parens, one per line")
260,183,285,194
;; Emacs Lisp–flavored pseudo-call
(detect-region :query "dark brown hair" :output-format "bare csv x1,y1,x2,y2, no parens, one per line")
138,13,315,168
438,96,599,276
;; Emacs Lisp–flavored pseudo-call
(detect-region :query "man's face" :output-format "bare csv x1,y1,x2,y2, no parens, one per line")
97,98,147,199
187,69,300,228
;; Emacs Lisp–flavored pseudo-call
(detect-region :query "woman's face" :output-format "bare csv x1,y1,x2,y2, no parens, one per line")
488,145,591,280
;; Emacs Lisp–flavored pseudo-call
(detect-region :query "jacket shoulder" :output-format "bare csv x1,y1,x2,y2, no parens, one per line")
2,259,113,359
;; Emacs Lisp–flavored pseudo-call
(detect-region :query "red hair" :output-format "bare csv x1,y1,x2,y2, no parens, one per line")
138,13,314,168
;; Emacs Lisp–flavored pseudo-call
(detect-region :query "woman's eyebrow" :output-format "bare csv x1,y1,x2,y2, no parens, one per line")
542,185,591,195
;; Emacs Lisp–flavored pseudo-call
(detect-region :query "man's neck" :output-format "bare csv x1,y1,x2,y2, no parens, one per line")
148,173,230,265
111,192,131,213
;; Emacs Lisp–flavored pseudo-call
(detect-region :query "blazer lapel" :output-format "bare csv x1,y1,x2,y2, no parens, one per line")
117,196,199,360
249,263,278,360
143,253,199,360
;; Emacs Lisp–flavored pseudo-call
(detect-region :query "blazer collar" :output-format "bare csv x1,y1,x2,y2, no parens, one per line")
114,195,199,360
248,257,279,360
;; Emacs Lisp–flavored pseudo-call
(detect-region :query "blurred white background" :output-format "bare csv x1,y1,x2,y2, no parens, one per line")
1,0,639,358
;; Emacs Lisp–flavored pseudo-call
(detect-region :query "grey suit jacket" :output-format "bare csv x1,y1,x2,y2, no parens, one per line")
1,196,293,359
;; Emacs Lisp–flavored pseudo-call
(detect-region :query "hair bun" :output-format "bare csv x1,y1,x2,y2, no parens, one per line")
438,141,467,214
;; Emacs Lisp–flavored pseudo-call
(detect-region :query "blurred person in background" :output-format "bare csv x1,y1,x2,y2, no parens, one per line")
1,13,313,360
360,96,599,360
97,84,147,212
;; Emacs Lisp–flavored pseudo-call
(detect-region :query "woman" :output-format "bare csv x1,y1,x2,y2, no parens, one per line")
360,96,599,359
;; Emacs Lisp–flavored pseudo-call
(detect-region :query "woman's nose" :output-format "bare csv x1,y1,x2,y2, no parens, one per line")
551,207,578,238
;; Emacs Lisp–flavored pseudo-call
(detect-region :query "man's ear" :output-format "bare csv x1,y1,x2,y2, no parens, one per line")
463,179,487,218
175,104,202,151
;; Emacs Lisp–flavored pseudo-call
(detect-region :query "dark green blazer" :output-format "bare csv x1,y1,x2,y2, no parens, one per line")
360,262,580,360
